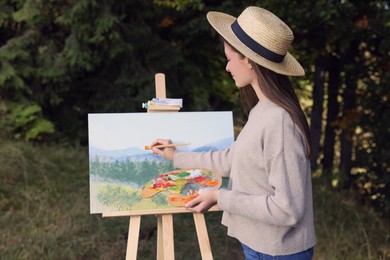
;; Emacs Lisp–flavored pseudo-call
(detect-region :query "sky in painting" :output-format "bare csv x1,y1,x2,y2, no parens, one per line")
88,112,234,150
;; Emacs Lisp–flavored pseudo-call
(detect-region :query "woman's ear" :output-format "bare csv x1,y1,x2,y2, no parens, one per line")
243,57,253,69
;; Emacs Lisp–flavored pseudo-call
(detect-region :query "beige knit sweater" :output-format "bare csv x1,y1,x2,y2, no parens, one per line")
173,100,316,255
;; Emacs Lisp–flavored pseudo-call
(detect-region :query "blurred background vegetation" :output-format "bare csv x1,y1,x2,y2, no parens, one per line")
0,0,389,259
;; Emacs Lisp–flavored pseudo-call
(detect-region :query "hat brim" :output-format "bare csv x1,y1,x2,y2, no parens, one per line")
207,11,305,76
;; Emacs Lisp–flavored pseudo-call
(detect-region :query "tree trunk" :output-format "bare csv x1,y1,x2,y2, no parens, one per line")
339,73,357,188
339,40,359,189
322,57,340,174
310,56,327,171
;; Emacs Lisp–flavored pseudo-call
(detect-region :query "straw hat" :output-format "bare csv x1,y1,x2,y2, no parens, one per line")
207,6,304,76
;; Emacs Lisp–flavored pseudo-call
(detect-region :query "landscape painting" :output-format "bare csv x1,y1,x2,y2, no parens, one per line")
88,112,234,214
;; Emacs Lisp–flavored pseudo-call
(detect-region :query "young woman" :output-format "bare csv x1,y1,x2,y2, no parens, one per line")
151,6,315,260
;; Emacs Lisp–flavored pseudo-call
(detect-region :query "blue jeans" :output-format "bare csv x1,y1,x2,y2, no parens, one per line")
241,244,314,260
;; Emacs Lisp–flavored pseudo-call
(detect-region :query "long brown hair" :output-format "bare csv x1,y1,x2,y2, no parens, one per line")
224,40,312,158
250,61,313,158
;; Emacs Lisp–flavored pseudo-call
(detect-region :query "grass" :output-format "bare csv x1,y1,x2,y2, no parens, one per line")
0,140,388,259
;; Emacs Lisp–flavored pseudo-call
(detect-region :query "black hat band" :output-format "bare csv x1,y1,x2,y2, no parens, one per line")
231,20,285,63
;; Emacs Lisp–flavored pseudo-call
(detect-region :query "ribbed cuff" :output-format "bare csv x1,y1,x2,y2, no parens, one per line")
217,189,231,212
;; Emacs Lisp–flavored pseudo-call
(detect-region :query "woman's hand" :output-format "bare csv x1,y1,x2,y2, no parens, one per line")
150,139,175,161
185,190,219,213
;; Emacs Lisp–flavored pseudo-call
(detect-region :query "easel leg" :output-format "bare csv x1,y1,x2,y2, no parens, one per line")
157,214,175,260
126,215,141,260
193,213,213,260
157,215,164,260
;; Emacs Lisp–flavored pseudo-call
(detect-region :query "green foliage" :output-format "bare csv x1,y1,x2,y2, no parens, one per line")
0,0,241,146
354,71,390,214
154,0,205,11
0,102,55,141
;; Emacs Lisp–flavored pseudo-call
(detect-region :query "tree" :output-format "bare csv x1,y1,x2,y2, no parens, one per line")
0,0,239,143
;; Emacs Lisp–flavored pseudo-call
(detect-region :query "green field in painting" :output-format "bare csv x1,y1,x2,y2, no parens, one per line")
89,158,176,212
90,179,175,213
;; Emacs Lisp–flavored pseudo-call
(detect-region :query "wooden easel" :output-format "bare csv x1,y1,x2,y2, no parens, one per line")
102,73,217,260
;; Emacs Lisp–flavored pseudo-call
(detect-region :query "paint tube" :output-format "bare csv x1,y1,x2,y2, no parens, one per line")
142,98,183,109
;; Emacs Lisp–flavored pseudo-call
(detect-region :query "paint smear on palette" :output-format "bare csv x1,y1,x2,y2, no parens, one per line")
141,168,222,207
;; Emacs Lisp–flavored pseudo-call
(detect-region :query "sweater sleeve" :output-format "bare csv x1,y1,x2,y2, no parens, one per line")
173,143,235,178
218,111,309,226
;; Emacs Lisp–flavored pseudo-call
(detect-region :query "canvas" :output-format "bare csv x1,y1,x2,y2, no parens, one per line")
88,112,234,214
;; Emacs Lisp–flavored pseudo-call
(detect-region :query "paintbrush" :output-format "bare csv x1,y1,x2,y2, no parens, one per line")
144,143,190,150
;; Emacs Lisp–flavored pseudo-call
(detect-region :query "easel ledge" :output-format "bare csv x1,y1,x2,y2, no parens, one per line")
147,105,181,112
102,206,220,217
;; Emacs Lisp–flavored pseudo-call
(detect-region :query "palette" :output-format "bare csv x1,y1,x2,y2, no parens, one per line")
141,168,222,207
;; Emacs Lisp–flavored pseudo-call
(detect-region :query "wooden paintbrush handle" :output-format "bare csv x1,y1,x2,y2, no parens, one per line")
144,143,190,150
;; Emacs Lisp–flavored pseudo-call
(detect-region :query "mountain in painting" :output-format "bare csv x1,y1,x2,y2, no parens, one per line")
192,137,233,152
89,137,233,162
